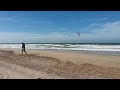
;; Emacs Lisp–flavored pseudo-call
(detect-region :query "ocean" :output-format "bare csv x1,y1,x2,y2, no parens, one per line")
0,43,120,55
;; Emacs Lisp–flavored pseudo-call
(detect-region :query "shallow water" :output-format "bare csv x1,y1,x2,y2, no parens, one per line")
0,43,120,55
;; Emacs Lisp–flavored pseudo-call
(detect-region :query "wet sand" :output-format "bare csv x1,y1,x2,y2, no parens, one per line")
0,48,120,79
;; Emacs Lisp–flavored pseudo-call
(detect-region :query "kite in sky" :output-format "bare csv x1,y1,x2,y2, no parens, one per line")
77,32,80,37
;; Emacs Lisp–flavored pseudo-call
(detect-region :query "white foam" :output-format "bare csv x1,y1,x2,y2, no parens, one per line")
0,44,120,52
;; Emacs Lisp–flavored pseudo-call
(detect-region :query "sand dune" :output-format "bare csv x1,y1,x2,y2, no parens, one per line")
0,49,120,79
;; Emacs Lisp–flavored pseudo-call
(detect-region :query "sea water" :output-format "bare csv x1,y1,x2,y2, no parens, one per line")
0,43,120,55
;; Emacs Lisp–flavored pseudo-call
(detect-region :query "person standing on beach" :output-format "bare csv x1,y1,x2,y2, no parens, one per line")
22,42,27,54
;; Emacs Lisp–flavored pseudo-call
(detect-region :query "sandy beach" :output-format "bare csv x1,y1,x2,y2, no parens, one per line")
0,48,120,79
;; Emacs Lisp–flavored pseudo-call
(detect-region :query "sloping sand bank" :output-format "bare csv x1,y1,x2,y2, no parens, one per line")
0,49,120,79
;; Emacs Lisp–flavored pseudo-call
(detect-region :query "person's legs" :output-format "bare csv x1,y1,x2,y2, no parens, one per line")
24,49,27,54
22,49,23,54
24,50,27,54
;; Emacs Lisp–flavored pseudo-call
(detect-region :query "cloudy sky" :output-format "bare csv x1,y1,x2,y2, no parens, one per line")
0,11,120,43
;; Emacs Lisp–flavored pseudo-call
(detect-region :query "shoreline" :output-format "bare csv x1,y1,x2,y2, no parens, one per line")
1,48,120,56
0,43,120,55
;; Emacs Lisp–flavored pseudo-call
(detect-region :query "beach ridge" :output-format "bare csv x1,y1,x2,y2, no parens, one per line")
0,49,120,79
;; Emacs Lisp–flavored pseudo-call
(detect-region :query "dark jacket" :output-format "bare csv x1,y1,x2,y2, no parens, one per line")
22,43,25,49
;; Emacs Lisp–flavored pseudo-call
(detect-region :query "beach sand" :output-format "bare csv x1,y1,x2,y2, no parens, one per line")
0,48,120,79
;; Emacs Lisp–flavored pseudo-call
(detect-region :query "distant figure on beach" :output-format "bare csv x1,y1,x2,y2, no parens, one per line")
22,42,27,54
